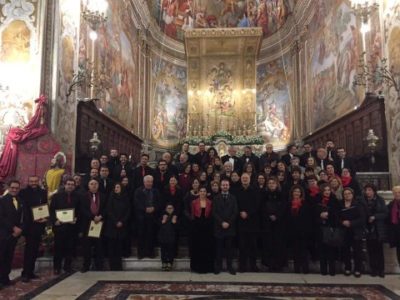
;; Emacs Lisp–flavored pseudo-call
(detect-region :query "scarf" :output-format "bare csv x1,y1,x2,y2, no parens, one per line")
322,195,330,207
341,175,352,187
309,186,320,197
291,197,303,216
170,186,176,196
391,201,400,225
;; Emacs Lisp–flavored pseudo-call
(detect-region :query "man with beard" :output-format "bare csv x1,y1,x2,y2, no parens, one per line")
20,176,48,282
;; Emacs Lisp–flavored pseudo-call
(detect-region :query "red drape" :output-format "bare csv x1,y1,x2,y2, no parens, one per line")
0,95,49,181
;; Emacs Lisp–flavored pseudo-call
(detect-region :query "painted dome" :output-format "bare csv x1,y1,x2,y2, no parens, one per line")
148,0,298,42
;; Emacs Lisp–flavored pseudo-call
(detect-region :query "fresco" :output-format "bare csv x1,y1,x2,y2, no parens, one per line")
256,54,292,149
95,0,139,131
307,0,361,130
149,0,297,41
151,55,187,146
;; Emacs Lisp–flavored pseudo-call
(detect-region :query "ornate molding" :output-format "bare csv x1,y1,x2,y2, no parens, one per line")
184,27,263,39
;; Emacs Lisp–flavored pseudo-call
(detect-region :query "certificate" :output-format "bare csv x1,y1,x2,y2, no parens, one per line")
56,209,75,223
88,221,103,238
32,204,49,221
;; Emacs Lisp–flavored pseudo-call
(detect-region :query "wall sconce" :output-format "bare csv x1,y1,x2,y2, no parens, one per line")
366,128,379,168
81,0,108,40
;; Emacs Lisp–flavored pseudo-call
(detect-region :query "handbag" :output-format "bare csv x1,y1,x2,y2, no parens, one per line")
322,226,344,247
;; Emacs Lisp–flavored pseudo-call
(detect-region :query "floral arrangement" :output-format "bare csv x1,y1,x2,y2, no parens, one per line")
41,226,54,256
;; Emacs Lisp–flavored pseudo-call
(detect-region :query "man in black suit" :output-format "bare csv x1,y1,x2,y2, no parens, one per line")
153,159,173,191
316,147,330,170
173,142,193,164
241,146,259,172
326,140,337,162
98,166,114,199
112,153,132,181
221,146,242,173
0,180,23,289
194,141,208,166
281,144,298,167
237,173,260,272
50,178,80,274
300,142,317,167
335,147,356,176
259,144,280,171
80,179,106,272
134,175,161,258
132,154,154,190
107,149,119,175
213,179,238,275
20,176,48,282
162,152,179,177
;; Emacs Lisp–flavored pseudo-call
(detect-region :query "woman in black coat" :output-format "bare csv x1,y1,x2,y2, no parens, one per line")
104,183,131,270
362,183,388,277
260,176,287,271
388,185,400,268
315,183,341,276
287,185,313,274
340,187,366,277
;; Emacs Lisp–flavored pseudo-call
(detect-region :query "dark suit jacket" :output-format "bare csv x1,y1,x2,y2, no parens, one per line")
20,186,47,236
281,154,298,167
236,186,260,233
131,165,154,190
79,192,107,235
153,170,173,191
241,153,260,172
334,157,356,176
221,155,242,172
300,151,317,167
104,192,131,239
213,193,238,238
0,194,23,239
112,163,133,181
133,187,161,221
98,177,114,198
50,191,80,232
316,158,329,170
259,152,280,169
194,151,208,167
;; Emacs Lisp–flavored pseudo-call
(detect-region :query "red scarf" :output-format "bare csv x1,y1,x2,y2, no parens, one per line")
341,175,352,187
309,186,320,197
391,201,400,225
322,196,330,207
291,197,303,216
170,186,176,196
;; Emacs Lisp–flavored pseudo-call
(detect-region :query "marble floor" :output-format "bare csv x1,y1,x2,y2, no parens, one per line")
6,271,394,300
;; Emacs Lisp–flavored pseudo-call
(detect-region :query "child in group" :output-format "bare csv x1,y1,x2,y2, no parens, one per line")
158,203,178,271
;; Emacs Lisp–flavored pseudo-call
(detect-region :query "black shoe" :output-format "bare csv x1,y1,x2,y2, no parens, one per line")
354,271,361,278
21,276,30,283
214,269,220,275
250,265,259,273
228,268,236,275
80,267,89,273
30,274,40,280
370,270,377,277
53,269,61,275
378,271,385,278
344,270,352,276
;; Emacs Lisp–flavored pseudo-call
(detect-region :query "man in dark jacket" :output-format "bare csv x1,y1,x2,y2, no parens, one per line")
0,180,23,289
134,175,161,258
241,146,259,172
132,154,154,190
259,144,280,171
98,166,114,199
236,173,260,272
50,178,80,274
221,146,242,173
80,179,106,272
213,179,238,275
20,176,48,282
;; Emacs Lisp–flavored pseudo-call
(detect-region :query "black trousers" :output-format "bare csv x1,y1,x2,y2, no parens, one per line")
341,237,363,272
261,228,287,270
160,242,175,263
137,215,156,258
53,228,75,271
238,231,257,269
82,236,104,270
215,236,234,269
292,237,309,273
107,238,123,270
319,242,338,275
0,236,18,284
22,232,42,277
367,239,384,273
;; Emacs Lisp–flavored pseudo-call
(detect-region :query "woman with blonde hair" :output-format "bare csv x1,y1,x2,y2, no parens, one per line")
329,177,343,201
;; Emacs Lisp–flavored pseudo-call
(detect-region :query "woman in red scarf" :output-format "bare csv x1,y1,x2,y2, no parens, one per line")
305,175,320,261
388,185,400,267
340,168,362,198
315,183,341,276
287,185,312,274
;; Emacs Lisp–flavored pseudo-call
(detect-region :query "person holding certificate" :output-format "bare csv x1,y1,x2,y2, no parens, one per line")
0,180,23,290
20,176,48,282
80,179,106,272
104,183,130,270
50,178,80,275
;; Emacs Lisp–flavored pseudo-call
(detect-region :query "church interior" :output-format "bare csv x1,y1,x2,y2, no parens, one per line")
1,0,400,299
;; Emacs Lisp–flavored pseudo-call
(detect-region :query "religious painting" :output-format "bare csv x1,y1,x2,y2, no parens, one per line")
307,0,361,131
256,54,292,149
151,55,187,147
149,0,297,41
0,20,31,62
94,0,139,131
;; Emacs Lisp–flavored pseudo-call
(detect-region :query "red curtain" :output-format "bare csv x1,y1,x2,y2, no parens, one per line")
0,95,49,181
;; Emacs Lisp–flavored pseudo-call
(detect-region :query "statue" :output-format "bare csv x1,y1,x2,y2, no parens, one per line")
44,152,66,200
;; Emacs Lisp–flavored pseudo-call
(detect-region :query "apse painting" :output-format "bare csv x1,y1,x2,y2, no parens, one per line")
151,56,187,146
256,55,292,149
96,0,139,130
308,0,361,130
150,0,297,41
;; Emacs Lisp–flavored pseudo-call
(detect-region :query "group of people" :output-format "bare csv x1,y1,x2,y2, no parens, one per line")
1,140,400,288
